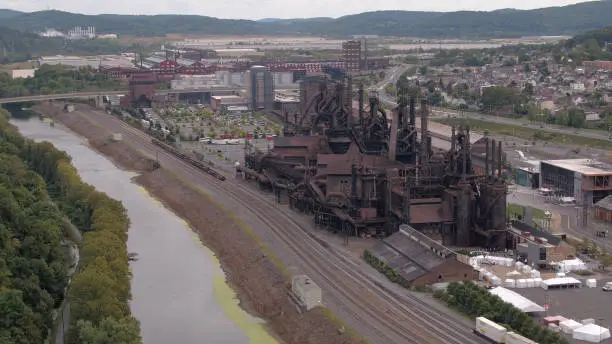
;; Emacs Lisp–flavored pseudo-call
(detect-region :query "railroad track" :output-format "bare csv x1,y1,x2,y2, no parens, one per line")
69,109,487,344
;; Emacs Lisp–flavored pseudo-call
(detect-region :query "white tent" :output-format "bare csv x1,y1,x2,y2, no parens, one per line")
572,324,611,343
489,287,545,313
541,277,582,290
557,258,588,273
560,319,583,334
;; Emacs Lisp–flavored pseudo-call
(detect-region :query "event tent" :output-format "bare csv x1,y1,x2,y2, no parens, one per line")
540,277,582,290
489,287,545,313
572,324,611,343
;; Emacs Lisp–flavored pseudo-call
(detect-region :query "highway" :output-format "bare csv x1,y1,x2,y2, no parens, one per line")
0,87,242,104
428,107,612,142
60,106,488,344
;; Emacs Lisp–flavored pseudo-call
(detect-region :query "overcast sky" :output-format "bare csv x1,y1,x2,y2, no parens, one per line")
3,0,597,20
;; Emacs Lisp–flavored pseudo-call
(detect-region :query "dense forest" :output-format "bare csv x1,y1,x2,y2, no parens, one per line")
0,65,124,98
0,109,141,343
2,1,612,38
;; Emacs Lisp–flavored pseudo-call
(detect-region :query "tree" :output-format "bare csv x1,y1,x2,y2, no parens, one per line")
72,317,141,344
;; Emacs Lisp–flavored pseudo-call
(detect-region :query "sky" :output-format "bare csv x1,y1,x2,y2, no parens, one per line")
3,0,597,20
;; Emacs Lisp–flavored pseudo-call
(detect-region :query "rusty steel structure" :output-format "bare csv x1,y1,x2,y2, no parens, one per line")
240,77,508,248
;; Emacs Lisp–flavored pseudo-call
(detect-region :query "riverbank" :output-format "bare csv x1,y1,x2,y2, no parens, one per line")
36,103,357,344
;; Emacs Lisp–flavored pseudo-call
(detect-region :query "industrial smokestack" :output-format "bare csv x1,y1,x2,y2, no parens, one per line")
351,164,358,200
484,138,489,179
490,139,496,178
409,97,415,125
358,84,364,127
420,99,429,163
389,108,399,161
498,141,503,181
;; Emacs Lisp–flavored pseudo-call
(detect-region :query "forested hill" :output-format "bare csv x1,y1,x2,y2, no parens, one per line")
2,1,612,38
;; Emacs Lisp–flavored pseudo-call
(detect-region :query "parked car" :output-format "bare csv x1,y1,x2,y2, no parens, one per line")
603,282,612,291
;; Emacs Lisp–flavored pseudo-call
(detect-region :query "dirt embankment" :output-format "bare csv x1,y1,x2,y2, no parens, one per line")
37,104,358,344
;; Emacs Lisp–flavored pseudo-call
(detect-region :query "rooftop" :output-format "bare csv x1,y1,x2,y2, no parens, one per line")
596,195,612,211
367,225,457,282
542,159,612,176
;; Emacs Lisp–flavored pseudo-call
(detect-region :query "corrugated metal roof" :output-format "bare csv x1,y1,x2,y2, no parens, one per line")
596,195,612,211
368,227,454,282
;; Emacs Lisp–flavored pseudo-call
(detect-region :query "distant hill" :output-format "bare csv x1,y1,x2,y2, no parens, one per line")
1,1,612,38
0,9,23,19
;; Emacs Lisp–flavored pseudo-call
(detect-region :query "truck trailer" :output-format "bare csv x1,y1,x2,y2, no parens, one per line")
475,317,507,343
474,317,540,344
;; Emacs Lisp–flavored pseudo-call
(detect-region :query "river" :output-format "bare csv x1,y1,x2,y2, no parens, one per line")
12,117,277,344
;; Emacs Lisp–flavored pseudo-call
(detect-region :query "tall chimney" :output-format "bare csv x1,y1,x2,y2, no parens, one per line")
484,138,489,179
358,84,364,127
490,139,496,178
409,96,415,125
498,141,503,181
420,99,429,163
389,108,399,161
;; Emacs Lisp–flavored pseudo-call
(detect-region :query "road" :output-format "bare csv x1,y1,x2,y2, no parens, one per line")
0,87,242,104
428,107,612,142
509,185,612,252
62,106,488,344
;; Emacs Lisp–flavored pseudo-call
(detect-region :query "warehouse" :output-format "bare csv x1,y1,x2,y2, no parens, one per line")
514,165,540,188
595,195,612,223
367,225,476,286
540,159,612,205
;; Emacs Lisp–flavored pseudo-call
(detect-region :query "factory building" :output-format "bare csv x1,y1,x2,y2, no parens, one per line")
342,40,362,72
540,159,612,205
246,66,274,110
210,95,248,111
513,165,540,189
368,225,476,286
595,195,612,223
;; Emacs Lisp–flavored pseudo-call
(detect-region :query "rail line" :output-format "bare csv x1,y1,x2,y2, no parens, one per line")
70,110,487,344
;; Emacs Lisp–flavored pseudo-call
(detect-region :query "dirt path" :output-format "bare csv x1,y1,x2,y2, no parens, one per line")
37,103,358,344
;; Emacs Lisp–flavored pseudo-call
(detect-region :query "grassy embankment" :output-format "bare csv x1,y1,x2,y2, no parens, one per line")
435,118,612,150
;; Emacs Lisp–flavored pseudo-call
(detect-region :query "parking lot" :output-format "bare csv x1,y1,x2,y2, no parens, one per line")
514,279,612,343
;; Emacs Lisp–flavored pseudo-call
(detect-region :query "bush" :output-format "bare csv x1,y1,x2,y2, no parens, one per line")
363,250,411,288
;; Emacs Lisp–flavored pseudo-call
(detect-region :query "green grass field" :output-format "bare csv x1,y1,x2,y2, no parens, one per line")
435,118,612,150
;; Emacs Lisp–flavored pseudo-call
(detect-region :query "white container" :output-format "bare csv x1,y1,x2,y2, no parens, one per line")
522,265,532,273
533,278,542,287
505,279,516,288
516,279,527,288
515,261,524,269
475,317,507,343
526,278,535,288
530,270,541,278
506,331,538,344
586,279,597,288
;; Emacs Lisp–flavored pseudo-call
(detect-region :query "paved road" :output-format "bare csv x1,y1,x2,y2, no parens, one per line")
429,107,612,142
509,185,612,252
59,105,487,344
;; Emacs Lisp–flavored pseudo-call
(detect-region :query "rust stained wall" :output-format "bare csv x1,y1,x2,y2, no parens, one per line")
412,260,476,286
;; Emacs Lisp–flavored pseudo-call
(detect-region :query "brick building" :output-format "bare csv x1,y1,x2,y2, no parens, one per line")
595,195,612,222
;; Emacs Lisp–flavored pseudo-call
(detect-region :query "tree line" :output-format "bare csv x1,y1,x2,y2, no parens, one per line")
0,65,124,98
0,110,141,343
435,281,569,344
